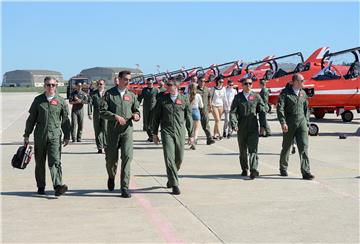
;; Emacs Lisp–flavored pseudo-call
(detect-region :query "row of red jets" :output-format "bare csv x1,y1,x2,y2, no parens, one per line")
130,47,360,122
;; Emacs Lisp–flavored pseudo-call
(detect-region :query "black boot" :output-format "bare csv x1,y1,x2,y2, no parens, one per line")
166,181,172,188
121,188,132,198
54,184,68,196
172,186,181,195
37,187,45,195
250,171,259,180
302,172,315,180
280,170,288,176
241,170,248,176
206,138,215,145
97,149,103,154
107,178,115,191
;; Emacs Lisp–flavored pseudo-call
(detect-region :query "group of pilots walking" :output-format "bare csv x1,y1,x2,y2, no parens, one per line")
23,70,315,198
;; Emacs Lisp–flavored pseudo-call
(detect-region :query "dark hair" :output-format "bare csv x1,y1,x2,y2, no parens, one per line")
189,84,197,103
240,78,252,84
259,79,266,86
215,76,224,86
118,70,131,78
97,79,106,85
146,77,154,82
43,76,57,83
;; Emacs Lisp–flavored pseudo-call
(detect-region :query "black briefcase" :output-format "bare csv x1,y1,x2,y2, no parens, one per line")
11,144,33,169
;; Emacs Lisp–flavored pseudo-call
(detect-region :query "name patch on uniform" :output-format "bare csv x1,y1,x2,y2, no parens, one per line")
50,99,59,106
175,99,182,105
248,95,255,101
123,95,130,101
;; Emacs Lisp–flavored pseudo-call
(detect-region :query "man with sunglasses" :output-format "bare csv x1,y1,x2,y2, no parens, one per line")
88,79,107,153
277,74,314,180
138,77,159,142
69,81,88,142
230,78,266,179
152,77,194,195
100,70,140,198
23,76,71,196
197,75,215,145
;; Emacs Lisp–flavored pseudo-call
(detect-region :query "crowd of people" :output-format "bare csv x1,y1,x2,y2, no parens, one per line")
22,71,315,198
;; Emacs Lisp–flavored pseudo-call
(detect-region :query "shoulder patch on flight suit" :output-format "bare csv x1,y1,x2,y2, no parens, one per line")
175,98,182,105
248,95,255,101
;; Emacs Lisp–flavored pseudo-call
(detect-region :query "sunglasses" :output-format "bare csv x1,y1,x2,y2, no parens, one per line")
46,83,57,87
229,84,234,86
243,82,252,86
122,78,131,82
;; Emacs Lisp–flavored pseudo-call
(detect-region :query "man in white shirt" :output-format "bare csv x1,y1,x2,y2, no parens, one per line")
223,80,237,138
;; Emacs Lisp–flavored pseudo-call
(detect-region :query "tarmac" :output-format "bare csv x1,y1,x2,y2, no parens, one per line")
1,92,359,243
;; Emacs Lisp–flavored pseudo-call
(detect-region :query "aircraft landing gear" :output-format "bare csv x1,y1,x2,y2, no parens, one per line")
341,110,354,122
308,123,319,136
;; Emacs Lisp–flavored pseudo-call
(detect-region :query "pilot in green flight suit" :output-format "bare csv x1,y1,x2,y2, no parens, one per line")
152,77,194,195
23,76,71,196
230,78,266,179
277,74,314,180
100,70,140,198
69,81,88,142
259,79,272,136
197,75,215,145
137,77,159,141
88,79,108,153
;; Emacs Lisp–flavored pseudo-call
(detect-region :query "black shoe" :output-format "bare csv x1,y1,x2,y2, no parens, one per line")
206,139,215,145
166,181,172,188
37,187,45,195
223,132,227,138
291,146,296,154
107,178,115,191
172,186,181,195
218,136,223,141
302,173,315,180
77,139,82,142
250,171,259,180
147,137,153,142
72,139,76,143
190,144,196,150
121,188,131,198
227,134,231,139
280,170,288,176
54,184,68,196
98,149,103,154
241,170,248,176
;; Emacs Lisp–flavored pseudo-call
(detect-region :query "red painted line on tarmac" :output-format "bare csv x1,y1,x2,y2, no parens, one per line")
130,181,185,244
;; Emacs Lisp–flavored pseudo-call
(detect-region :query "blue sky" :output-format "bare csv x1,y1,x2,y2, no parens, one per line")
2,1,359,80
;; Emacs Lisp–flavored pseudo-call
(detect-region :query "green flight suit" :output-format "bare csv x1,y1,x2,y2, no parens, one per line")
197,86,212,140
277,87,311,175
100,87,140,190
152,93,193,187
259,87,272,135
69,90,88,141
24,93,71,188
88,89,107,150
138,87,159,138
230,91,266,172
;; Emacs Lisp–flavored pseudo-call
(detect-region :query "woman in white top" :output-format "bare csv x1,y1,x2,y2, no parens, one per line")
210,77,226,140
223,80,238,138
188,84,203,150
